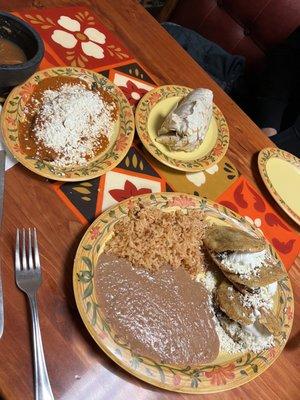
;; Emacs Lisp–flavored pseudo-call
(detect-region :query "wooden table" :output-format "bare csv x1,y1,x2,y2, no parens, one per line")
0,1,299,399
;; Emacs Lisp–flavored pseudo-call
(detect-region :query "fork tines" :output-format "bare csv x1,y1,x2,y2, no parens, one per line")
15,228,41,272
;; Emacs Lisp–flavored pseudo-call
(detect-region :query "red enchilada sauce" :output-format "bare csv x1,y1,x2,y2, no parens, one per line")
19,76,117,163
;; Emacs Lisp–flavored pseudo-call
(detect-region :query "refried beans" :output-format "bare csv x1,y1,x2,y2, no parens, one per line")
95,253,220,366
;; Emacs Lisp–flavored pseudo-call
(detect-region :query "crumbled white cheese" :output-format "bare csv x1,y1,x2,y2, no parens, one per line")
239,322,274,352
200,266,277,354
213,316,244,353
33,84,115,167
201,270,218,293
242,286,273,311
216,313,274,353
219,249,268,279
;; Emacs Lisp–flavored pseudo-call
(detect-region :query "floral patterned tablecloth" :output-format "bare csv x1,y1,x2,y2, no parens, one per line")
12,6,300,270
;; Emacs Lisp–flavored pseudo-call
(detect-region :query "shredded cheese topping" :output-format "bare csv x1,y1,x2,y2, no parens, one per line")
219,249,268,279
241,286,274,312
201,268,277,354
33,84,115,167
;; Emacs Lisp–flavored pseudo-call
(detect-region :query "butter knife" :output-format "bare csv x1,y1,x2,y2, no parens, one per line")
0,149,5,338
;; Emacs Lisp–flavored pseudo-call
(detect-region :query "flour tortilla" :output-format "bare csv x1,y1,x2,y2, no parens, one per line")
156,88,213,151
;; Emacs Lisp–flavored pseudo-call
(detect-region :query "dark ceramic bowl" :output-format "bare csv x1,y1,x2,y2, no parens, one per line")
0,12,44,94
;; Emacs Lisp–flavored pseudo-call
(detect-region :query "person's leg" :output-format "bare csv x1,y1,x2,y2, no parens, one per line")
161,22,245,92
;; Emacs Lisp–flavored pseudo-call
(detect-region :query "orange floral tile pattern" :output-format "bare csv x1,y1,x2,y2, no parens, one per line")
16,7,134,70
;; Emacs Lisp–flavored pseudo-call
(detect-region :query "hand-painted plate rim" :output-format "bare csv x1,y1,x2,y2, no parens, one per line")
0,66,135,182
135,85,229,172
258,147,300,226
73,192,293,394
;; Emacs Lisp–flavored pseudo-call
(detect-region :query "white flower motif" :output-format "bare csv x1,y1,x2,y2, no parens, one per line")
58,16,80,32
254,218,262,227
186,164,219,187
206,164,219,175
186,171,206,186
51,16,106,59
52,30,77,49
245,216,263,234
245,215,262,227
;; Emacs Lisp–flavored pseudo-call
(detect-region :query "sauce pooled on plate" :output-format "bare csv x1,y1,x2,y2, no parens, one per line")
95,253,219,366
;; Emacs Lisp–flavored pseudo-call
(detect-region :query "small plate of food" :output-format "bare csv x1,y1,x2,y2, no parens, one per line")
135,85,229,171
0,67,135,181
73,192,293,394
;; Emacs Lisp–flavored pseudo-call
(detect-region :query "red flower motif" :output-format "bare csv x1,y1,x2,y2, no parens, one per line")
172,374,181,386
141,131,149,141
109,180,152,202
272,238,295,254
125,109,133,119
168,196,196,208
119,80,148,107
5,116,16,126
90,227,100,239
213,143,224,157
138,112,147,125
219,200,239,213
265,213,291,231
204,364,235,386
148,92,161,105
19,82,36,103
268,347,277,359
286,305,293,321
233,181,248,208
246,182,266,212
115,133,128,152
12,143,24,154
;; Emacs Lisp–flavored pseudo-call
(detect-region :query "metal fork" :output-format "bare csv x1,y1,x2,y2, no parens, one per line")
15,228,54,400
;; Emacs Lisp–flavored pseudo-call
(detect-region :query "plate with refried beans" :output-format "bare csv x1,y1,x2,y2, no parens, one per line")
1,67,135,181
73,192,294,394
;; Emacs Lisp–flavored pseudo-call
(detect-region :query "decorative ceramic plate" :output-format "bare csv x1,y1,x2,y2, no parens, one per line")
135,85,229,171
0,67,135,181
73,192,294,394
258,147,300,226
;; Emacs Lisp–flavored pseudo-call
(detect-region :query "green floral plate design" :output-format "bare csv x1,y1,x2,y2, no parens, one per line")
73,192,293,394
258,147,300,226
0,67,135,181
135,85,229,172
